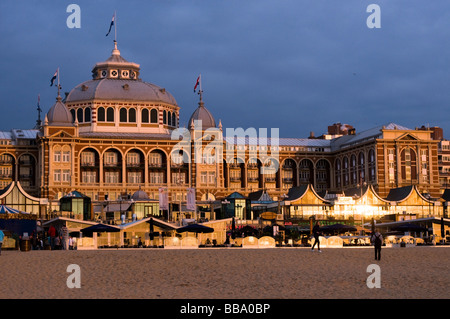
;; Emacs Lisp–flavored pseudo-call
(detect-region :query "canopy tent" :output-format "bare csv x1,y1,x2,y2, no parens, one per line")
176,223,214,233
0,205,30,215
80,223,120,234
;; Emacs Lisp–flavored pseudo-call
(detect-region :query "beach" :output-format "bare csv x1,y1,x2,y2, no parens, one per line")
0,247,448,299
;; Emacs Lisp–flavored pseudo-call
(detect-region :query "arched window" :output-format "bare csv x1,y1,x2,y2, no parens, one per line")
150,109,158,123
129,108,136,123
163,110,167,124
168,112,172,126
77,108,83,123
84,107,91,122
97,107,105,122
106,107,114,122
142,109,149,123
172,113,176,127
70,109,76,123
120,108,127,122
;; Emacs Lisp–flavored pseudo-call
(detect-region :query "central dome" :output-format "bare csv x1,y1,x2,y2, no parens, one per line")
66,41,177,105
66,79,177,105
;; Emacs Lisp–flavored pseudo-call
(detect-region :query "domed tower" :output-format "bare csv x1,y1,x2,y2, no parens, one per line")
65,41,179,136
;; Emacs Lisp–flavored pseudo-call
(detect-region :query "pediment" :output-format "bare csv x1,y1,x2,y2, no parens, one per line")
395,133,419,141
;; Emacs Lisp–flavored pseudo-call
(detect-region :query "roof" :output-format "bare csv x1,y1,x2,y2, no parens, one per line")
330,122,412,151
224,136,331,148
66,79,177,105
189,102,216,129
441,189,450,201
248,190,273,202
61,191,90,199
385,186,414,202
225,192,247,199
79,132,173,140
285,185,309,201
46,96,74,126
132,189,150,201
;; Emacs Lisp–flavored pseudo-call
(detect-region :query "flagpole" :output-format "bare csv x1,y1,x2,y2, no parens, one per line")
57,67,60,97
114,10,117,42
199,74,203,102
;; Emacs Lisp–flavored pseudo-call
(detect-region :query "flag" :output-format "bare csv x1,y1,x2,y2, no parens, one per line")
158,187,168,210
186,188,196,211
37,94,41,111
106,13,115,37
50,70,58,86
194,75,201,92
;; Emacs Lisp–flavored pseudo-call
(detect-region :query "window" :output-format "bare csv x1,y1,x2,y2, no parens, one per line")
81,151,95,165
126,152,140,165
54,170,61,182
54,151,61,162
172,172,185,184
84,107,91,122
150,172,164,184
208,171,216,184
150,152,162,166
142,109,149,123
82,171,97,183
62,170,71,183
201,172,207,184
97,107,105,122
120,108,127,122
168,112,172,126
172,113,176,127
150,109,158,123
163,110,167,124
105,171,120,183
107,107,114,122
70,109,76,123
129,108,136,123
127,172,142,184
77,108,83,123
104,151,118,165
62,151,70,162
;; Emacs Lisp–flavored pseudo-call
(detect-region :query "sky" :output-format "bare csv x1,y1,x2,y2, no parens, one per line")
0,0,450,138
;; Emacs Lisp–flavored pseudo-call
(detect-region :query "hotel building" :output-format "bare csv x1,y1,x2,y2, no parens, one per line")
0,42,445,220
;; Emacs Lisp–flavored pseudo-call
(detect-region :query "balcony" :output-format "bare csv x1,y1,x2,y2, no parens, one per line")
81,162,97,168
248,177,259,182
104,162,121,168
149,163,166,169
265,177,276,182
283,177,293,183
230,177,241,182
229,163,242,168
0,174,13,179
126,162,144,169
247,163,258,169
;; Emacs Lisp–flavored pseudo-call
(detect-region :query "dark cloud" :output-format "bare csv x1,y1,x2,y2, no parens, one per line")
1,0,450,137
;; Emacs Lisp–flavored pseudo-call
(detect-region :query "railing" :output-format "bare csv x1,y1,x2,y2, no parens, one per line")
282,178,293,183
104,162,121,168
149,163,166,169
126,163,144,169
80,162,97,167
265,177,276,182
0,174,13,179
19,174,33,179
248,177,259,182
230,177,241,182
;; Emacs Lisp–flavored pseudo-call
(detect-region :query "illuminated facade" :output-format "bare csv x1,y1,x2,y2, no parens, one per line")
0,42,445,220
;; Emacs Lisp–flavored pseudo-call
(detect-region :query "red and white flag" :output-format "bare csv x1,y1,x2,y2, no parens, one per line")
194,74,201,92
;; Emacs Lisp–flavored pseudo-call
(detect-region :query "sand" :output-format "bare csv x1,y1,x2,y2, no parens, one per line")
0,246,448,299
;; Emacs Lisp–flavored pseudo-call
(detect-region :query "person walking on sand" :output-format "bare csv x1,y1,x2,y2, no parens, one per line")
371,229,383,261
311,221,322,252
0,229,5,255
